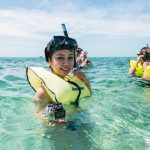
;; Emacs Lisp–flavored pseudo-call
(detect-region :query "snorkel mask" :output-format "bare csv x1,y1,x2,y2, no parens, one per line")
139,44,150,61
45,24,78,62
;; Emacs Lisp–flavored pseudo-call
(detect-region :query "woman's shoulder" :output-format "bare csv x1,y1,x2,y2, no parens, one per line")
34,85,52,101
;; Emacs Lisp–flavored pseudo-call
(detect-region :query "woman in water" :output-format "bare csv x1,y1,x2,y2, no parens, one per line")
28,36,92,121
142,48,150,79
35,41,92,100
128,47,150,78
128,47,146,77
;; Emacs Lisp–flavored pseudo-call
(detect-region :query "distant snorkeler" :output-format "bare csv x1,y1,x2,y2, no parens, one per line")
75,47,83,58
76,50,93,69
128,46,150,79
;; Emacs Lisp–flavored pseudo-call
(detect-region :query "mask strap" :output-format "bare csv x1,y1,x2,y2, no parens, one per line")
44,47,49,62
73,50,77,68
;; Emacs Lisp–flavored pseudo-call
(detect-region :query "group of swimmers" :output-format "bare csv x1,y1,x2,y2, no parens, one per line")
128,46,150,79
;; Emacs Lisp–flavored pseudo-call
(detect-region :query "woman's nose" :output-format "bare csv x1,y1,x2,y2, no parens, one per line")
63,59,70,65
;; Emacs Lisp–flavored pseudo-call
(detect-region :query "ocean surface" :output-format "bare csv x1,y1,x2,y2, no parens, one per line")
0,57,150,150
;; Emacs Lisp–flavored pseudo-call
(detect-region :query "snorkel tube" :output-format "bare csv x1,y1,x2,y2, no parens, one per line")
61,24,77,68
61,23,68,37
146,43,149,48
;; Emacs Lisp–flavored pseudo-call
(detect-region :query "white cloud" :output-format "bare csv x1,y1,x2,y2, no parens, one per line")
0,0,150,40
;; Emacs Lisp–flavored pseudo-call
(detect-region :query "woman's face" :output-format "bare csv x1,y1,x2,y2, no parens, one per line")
80,53,87,60
48,50,74,79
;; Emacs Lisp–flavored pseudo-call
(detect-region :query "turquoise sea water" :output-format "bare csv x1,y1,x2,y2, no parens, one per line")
0,57,150,150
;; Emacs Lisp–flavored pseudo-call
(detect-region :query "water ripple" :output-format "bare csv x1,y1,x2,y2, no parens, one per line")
4,75,26,82
0,80,11,88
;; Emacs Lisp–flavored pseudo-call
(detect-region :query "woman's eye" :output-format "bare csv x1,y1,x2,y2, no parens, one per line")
68,57,73,59
57,57,64,60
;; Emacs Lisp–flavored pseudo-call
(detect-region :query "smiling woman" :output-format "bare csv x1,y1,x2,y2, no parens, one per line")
26,35,92,121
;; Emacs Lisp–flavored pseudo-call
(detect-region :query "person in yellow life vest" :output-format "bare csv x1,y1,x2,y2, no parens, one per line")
142,48,150,79
26,36,92,122
35,37,92,100
128,47,147,77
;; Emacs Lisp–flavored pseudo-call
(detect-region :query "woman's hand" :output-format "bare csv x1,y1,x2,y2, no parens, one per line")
72,69,92,94
72,69,89,84
87,59,92,66
137,55,144,63
80,61,87,67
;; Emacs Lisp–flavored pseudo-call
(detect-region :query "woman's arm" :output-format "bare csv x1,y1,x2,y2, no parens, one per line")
80,61,87,67
128,66,136,74
33,85,53,119
87,59,92,66
142,62,150,79
76,59,79,67
78,59,82,66
128,55,144,74
34,85,52,100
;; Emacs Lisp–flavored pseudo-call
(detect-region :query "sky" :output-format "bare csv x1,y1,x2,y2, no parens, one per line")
0,0,150,57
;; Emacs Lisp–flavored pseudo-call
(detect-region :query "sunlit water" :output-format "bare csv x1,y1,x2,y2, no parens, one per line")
0,57,150,150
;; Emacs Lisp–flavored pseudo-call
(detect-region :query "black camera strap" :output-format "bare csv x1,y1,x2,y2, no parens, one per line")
67,80,81,106
55,95,59,103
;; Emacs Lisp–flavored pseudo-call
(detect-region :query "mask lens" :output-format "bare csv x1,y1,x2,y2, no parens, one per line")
67,39,75,46
53,37,64,47
49,36,78,52
64,40,71,49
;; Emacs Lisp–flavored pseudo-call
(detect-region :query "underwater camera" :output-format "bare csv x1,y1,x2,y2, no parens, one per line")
144,53,150,62
45,103,66,120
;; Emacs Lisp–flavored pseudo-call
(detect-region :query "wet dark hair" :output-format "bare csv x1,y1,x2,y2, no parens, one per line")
75,47,83,56
45,36,77,62
44,46,56,62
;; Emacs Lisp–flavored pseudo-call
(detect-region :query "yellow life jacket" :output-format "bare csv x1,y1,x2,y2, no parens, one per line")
129,60,150,76
129,60,144,76
146,66,150,77
26,67,90,104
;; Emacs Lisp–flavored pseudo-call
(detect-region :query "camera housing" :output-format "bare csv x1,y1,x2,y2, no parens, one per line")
46,103,65,120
